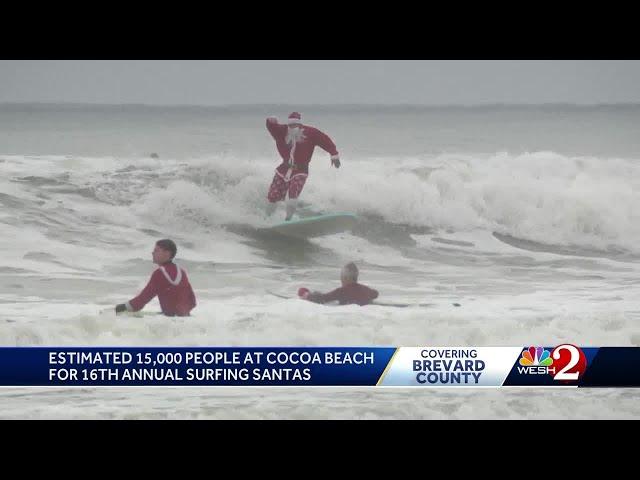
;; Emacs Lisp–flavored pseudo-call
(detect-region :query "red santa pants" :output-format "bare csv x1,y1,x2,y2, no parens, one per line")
267,171,308,203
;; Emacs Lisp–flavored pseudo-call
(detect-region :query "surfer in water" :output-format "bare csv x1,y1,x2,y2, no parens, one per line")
298,262,379,306
265,112,341,221
115,239,197,317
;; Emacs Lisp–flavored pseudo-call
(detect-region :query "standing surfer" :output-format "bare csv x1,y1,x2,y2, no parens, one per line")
265,112,341,221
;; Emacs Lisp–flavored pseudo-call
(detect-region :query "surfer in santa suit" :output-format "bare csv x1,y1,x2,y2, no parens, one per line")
299,262,379,306
265,112,341,221
115,239,197,317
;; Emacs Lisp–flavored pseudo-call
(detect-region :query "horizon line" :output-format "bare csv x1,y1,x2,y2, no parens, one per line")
2,101,640,108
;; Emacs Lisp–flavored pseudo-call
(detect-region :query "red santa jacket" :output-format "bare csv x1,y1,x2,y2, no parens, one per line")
127,262,196,316
266,117,339,175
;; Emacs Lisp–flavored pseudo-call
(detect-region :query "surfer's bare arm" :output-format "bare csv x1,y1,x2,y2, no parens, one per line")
125,270,162,312
266,116,286,140
313,128,340,168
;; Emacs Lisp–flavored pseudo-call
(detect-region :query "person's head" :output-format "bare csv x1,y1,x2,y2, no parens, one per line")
341,262,359,286
287,111,303,131
287,111,302,126
153,239,177,265
285,112,304,145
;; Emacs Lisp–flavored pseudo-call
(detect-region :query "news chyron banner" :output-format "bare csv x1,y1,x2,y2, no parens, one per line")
0,346,638,387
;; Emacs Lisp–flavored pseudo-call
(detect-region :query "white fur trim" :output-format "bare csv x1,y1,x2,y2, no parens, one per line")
275,169,307,181
331,154,340,160
287,117,302,125
159,264,183,286
125,301,133,312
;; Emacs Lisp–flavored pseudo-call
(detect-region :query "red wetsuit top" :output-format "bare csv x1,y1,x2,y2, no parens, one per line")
127,262,196,316
309,283,379,306
266,118,339,176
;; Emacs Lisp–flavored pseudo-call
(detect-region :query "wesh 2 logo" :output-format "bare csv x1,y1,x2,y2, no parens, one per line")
518,346,554,374
517,344,587,381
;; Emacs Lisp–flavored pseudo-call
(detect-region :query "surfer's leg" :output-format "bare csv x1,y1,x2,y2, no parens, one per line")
265,202,278,216
285,198,298,221
285,174,307,221
266,172,287,216
267,173,287,202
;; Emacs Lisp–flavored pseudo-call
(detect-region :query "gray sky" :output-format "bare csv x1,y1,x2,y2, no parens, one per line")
1,60,640,105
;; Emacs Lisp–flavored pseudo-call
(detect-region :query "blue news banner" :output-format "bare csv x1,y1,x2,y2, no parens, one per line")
0,346,638,387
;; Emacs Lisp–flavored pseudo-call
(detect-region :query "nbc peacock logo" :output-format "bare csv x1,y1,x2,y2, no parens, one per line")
517,346,556,375
519,347,553,366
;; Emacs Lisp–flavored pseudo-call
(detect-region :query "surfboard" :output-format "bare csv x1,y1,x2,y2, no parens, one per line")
103,308,165,317
118,311,164,317
267,291,460,308
372,302,461,308
260,213,357,239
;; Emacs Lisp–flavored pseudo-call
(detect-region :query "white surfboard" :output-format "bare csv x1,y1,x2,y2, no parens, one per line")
266,291,461,308
260,213,357,239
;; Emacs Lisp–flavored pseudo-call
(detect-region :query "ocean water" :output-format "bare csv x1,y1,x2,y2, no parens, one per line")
1,104,640,419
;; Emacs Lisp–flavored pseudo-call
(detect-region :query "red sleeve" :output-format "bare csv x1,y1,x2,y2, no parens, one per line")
128,270,161,311
308,287,343,304
185,271,197,308
312,128,339,157
266,117,287,141
369,288,379,301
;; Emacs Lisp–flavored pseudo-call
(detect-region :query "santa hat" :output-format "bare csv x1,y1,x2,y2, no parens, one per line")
298,287,310,298
287,112,302,125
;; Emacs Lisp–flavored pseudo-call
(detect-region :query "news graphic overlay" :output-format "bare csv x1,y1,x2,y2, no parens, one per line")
503,344,597,386
0,348,394,386
378,347,523,386
0,346,638,387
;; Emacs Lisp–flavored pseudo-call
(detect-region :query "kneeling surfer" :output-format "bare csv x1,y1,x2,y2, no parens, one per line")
115,239,197,317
